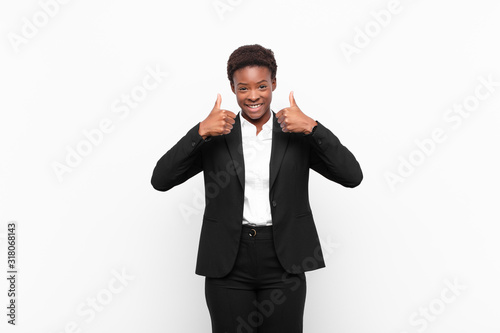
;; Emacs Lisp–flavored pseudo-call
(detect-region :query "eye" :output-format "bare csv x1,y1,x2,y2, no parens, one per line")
259,85,267,89
239,87,247,91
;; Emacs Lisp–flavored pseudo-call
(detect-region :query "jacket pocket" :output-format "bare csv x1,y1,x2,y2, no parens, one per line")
203,215,218,223
295,211,312,218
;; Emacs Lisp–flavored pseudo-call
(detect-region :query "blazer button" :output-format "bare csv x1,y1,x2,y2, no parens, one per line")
272,200,277,207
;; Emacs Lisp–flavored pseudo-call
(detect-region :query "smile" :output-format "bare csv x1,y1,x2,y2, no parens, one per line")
246,103,263,109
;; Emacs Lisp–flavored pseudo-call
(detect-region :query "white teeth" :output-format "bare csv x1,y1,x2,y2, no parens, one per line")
248,104,262,109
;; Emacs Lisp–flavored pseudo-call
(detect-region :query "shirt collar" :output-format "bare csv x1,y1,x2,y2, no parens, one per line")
239,111,273,137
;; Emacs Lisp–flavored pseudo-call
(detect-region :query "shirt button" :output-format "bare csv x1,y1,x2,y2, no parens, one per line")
272,201,277,207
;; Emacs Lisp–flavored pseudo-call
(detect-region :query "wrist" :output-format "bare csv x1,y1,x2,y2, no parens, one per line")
198,121,208,140
304,119,318,135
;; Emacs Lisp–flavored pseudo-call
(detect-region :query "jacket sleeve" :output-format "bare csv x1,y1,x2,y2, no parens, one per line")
307,121,363,188
151,123,205,192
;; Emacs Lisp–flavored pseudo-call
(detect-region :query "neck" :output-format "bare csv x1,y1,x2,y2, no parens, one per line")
242,109,271,135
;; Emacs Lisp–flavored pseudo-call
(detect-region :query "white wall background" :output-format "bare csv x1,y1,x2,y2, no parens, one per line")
1,0,499,332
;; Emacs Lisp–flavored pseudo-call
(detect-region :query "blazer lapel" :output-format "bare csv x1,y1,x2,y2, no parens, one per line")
270,111,290,190
224,113,245,190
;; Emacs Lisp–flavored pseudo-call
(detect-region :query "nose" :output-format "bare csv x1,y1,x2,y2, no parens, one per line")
248,89,259,102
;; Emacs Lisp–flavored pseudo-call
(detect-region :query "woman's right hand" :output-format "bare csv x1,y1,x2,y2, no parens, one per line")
198,94,236,140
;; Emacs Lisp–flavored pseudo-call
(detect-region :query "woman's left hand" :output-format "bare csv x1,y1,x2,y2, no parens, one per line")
276,91,317,134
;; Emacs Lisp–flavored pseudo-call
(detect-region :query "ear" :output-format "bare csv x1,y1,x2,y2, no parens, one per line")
230,82,236,94
272,78,277,92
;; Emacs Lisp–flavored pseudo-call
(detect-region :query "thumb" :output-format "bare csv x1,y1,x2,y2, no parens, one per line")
289,91,297,107
215,93,222,109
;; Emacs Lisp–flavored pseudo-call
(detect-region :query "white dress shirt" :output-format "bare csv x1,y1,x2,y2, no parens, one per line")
240,111,273,226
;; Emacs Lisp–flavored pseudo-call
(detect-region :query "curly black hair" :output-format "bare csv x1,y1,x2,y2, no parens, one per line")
227,44,277,83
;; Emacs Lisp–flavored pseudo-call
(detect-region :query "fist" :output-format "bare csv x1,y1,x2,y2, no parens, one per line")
199,94,236,139
276,91,317,134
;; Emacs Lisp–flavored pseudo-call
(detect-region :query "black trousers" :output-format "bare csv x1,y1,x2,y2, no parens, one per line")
205,225,307,333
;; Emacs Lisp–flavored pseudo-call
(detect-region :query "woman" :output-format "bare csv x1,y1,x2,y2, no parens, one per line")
151,44,362,332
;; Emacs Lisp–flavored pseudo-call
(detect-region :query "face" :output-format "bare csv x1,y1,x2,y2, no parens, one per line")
230,65,277,125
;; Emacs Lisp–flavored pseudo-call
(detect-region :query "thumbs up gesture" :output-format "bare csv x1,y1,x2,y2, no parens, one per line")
199,94,237,139
276,92,317,134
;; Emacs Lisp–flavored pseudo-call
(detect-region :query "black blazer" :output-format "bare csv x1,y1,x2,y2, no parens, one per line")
151,111,362,277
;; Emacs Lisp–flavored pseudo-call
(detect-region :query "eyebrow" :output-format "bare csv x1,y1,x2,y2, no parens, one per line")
237,80,268,86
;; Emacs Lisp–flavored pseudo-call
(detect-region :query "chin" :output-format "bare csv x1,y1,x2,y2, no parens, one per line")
248,112,265,119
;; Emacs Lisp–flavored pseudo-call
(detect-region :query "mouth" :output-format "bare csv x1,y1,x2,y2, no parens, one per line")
245,103,264,112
